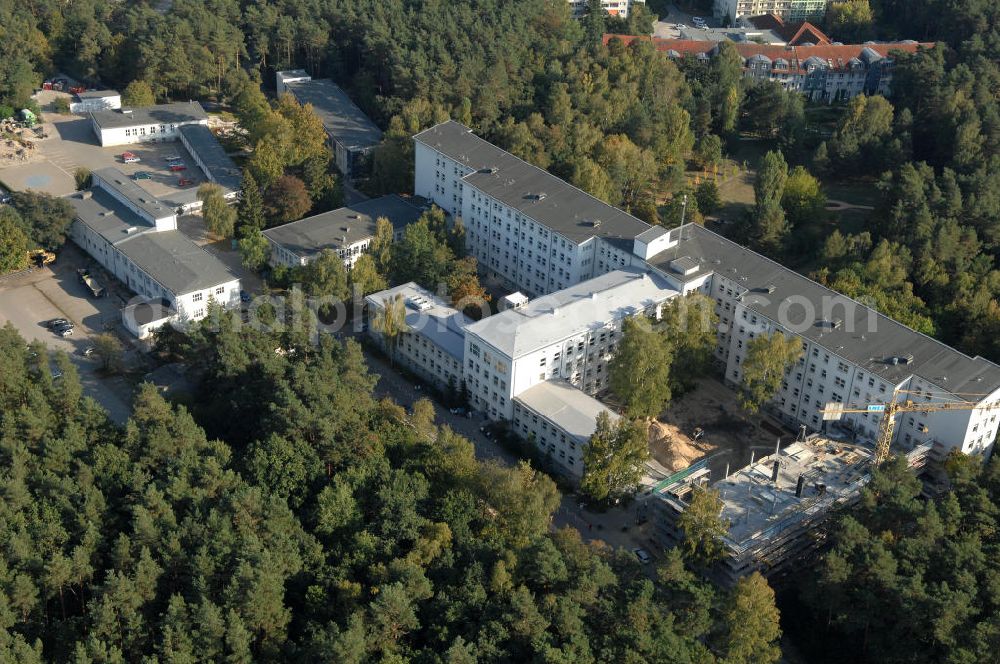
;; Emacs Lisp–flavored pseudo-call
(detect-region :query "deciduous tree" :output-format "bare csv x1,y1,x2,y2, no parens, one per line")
581,413,649,503
738,331,803,415
609,316,673,419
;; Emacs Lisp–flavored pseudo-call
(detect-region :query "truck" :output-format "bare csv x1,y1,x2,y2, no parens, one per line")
77,268,105,298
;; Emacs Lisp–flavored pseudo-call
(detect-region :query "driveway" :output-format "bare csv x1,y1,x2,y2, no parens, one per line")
0,249,134,423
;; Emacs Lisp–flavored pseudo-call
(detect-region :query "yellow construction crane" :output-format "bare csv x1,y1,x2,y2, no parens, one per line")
821,389,1000,465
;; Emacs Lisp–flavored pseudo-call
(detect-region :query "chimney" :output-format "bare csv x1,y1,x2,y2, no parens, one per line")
770,460,780,482
795,475,805,498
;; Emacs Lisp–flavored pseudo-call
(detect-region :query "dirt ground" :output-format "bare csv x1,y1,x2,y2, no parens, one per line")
648,377,795,476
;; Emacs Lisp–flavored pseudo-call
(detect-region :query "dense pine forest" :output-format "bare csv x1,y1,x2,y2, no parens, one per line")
1,0,1000,661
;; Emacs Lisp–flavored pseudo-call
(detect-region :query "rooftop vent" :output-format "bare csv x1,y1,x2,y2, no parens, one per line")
347,214,359,219
341,226,350,232
532,193,547,201
406,296,432,312
590,219,602,228
79,191,92,200
833,319,843,329
126,226,138,234
480,166,498,174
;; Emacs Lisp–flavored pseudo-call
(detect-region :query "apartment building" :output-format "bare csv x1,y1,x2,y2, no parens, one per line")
605,35,932,103
264,195,424,270
89,101,208,147
411,122,1000,460
414,121,648,298
567,0,645,18
462,268,678,421
715,0,827,23
643,224,1000,457
365,283,471,393
68,168,240,337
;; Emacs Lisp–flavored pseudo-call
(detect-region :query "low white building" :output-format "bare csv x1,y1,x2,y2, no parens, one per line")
89,101,208,147
462,268,679,421
68,168,240,337
264,195,425,270
70,89,121,114
365,283,471,394
177,124,242,201
513,380,620,478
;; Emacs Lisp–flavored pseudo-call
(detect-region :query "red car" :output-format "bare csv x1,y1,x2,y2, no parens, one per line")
168,164,187,172
178,178,193,186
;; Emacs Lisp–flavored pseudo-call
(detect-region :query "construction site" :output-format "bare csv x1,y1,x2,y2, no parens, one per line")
646,377,796,477
652,433,935,586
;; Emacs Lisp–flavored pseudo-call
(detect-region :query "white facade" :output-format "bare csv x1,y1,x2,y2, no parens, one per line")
90,103,209,147
568,0,645,18
462,269,679,421
70,92,121,114
365,284,470,393
412,122,1000,461
715,0,827,22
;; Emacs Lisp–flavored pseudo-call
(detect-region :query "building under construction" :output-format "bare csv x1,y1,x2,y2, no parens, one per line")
652,435,933,586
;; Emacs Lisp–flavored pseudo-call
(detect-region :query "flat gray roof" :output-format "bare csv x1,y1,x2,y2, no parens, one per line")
92,168,174,221
263,195,424,258
365,282,471,361
177,125,242,193
515,380,620,441
285,79,382,150
414,121,650,248
649,224,1000,394
465,267,677,358
75,89,120,100
90,101,207,130
68,188,156,244
116,231,237,296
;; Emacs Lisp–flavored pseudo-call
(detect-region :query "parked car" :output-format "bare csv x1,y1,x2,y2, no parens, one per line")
178,178,194,186
0,193,11,204
45,318,70,329
449,407,466,415
133,171,152,180
164,154,182,162
121,152,140,163
632,548,652,565
169,164,187,172
55,326,73,337
676,23,687,30
51,368,63,379
693,16,706,25
82,346,96,357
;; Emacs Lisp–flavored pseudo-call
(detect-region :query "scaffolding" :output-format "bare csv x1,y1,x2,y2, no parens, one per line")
653,435,933,586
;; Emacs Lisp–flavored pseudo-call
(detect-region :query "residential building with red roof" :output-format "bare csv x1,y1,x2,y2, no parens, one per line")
603,34,934,103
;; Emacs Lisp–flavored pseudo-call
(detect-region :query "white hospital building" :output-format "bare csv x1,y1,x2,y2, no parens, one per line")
372,120,1000,480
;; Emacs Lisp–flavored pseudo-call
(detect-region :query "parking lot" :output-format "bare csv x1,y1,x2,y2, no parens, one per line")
0,245,134,423
0,92,207,202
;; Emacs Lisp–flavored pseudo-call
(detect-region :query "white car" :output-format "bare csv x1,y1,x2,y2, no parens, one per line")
676,23,687,30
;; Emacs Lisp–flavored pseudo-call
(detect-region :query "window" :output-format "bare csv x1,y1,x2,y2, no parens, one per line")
192,293,203,302
215,286,224,295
